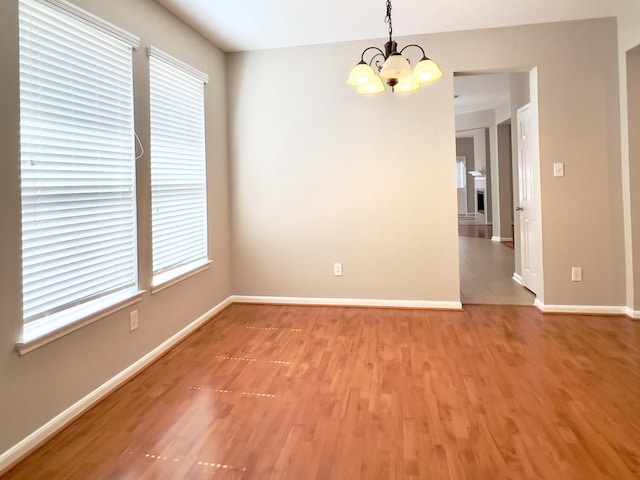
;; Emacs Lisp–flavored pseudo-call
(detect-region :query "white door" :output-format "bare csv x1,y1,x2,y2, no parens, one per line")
516,104,539,293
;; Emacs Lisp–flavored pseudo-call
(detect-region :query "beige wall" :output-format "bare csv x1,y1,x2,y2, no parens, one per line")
497,123,513,240
0,0,231,455
228,44,461,302
535,22,623,307
626,46,640,311
229,18,624,308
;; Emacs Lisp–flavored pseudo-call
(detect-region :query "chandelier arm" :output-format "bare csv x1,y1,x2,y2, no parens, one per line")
372,55,386,71
399,44,428,60
360,46,385,63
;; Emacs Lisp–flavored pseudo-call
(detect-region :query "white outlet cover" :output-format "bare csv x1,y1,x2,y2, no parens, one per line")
129,310,139,331
571,267,582,282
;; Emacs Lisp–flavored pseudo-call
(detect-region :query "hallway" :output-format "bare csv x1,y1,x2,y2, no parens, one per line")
459,235,535,305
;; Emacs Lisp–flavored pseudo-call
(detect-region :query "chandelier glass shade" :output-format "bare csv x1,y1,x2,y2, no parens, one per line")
348,0,444,95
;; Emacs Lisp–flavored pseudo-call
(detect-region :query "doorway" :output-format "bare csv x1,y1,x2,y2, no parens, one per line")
455,70,541,305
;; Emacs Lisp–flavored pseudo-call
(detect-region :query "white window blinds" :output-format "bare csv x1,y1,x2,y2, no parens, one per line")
148,47,209,287
19,0,140,343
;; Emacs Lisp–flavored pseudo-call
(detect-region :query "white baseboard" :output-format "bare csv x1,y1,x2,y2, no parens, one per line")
534,299,627,316
512,273,523,285
231,295,462,311
0,297,233,474
625,307,640,319
491,236,513,242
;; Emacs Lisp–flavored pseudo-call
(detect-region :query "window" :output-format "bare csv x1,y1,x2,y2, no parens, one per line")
18,0,140,350
456,156,467,189
148,47,209,288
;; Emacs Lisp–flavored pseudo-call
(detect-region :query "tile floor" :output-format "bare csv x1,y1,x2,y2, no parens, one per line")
459,235,536,305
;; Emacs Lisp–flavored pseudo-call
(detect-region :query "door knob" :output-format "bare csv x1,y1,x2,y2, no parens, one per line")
515,206,524,211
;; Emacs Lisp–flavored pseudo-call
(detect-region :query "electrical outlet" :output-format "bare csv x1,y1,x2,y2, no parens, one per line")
333,263,343,277
129,310,139,331
571,267,582,282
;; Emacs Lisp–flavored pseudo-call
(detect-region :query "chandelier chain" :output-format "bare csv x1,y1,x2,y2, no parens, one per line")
385,0,393,43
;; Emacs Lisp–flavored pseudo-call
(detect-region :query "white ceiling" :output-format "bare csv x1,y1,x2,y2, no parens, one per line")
156,0,624,53
155,0,625,116
454,73,511,115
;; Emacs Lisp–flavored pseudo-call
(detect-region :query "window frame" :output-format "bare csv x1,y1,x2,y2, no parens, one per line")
17,0,142,354
456,156,467,190
147,46,210,291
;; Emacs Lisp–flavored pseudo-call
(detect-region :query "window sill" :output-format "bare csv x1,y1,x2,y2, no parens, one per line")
16,290,145,356
151,260,212,294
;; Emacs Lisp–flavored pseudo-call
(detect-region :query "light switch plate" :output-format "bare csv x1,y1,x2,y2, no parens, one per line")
554,163,564,177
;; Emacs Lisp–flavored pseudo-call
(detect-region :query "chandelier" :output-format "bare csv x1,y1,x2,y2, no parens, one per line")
347,0,444,95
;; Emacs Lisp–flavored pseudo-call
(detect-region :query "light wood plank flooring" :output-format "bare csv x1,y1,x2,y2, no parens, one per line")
2,304,639,479
459,236,535,305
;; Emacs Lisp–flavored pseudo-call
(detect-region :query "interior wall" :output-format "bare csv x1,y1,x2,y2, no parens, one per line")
627,45,640,310
228,43,460,303
228,17,624,308
497,123,514,241
456,118,491,171
535,20,622,307
484,127,494,225
495,96,511,125
0,0,231,456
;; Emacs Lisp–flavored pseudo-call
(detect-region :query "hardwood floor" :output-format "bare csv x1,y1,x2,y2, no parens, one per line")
3,304,640,479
